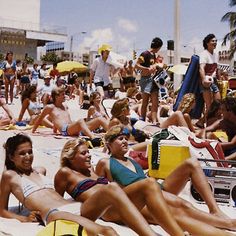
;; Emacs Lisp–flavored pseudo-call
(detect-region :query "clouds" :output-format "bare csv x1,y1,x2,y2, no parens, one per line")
117,18,138,33
78,18,138,57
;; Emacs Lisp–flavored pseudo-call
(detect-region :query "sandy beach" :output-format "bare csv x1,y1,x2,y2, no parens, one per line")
0,83,236,236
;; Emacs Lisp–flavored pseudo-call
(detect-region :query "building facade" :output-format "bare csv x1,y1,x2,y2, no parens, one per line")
0,0,67,61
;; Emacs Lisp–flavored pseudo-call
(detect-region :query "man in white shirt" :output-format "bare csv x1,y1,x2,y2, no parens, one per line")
37,75,55,106
199,34,221,114
90,44,115,98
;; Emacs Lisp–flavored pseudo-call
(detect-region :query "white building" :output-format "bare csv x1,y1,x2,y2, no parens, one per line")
0,0,67,61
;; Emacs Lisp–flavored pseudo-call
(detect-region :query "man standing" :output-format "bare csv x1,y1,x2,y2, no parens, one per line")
89,44,115,98
135,37,163,124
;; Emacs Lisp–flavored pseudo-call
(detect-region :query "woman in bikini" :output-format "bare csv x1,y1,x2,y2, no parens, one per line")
95,124,236,235
86,91,108,122
69,76,84,105
18,85,53,128
0,133,158,236
55,137,186,236
109,98,193,142
19,62,31,94
2,51,17,104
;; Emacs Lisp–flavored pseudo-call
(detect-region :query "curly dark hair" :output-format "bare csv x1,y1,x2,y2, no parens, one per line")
4,134,32,170
203,34,216,49
21,85,37,103
151,37,163,49
222,96,236,115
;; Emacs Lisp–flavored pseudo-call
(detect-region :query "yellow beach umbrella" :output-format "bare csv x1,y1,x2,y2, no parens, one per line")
53,61,88,75
168,64,188,75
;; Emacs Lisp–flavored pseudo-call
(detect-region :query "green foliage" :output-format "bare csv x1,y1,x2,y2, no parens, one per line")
0,53,4,62
221,1,236,58
41,52,62,63
25,56,34,64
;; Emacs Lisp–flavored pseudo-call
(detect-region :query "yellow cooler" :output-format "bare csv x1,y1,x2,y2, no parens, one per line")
148,140,191,179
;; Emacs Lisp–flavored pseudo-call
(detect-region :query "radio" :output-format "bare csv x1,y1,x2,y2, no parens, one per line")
190,166,236,205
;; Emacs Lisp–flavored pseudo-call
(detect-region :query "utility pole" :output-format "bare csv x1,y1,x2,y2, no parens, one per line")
69,32,87,61
69,35,73,61
174,0,180,65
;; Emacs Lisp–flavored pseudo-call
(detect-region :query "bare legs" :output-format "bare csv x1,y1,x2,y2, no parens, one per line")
4,78,15,104
123,178,184,236
162,192,235,235
160,111,189,129
86,117,109,131
67,117,108,139
47,211,118,236
80,182,156,236
163,158,223,216
140,92,158,123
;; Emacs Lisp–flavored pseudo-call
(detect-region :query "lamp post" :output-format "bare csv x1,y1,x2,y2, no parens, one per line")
69,31,87,61
183,45,196,55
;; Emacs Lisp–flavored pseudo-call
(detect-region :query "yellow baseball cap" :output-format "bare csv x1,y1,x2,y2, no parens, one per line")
98,44,112,54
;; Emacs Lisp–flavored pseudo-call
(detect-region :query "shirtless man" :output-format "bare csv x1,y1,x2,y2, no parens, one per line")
32,87,109,144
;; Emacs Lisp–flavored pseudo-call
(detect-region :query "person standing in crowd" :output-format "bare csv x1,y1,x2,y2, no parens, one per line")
135,37,163,124
49,62,60,84
126,60,136,88
1,51,17,105
89,44,115,99
31,63,40,86
19,62,31,94
39,63,48,79
15,59,22,98
198,34,221,127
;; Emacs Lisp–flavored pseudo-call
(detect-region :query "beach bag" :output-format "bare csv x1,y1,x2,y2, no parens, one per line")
37,219,87,236
129,150,148,169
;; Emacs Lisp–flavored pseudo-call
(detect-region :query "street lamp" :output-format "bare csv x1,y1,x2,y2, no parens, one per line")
69,31,87,61
183,45,196,54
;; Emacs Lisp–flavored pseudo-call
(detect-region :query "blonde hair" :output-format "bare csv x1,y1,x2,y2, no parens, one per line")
126,87,138,98
177,93,195,114
110,98,129,118
51,87,65,103
60,138,86,167
104,124,130,143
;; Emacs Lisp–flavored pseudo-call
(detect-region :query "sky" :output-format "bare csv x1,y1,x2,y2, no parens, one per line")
40,0,235,59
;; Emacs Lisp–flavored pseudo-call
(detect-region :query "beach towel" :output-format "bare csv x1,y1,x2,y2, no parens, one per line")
168,126,228,167
37,220,87,236
0,124,33,131
173,55,204,119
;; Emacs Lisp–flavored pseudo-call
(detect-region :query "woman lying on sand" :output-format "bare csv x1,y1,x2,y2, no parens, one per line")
0,133,163,236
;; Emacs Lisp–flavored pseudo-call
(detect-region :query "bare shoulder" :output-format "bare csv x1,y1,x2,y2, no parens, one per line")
1,170,18,183
109,118,121,128
96,158,109,170
55,167,72,179
88,106,95,112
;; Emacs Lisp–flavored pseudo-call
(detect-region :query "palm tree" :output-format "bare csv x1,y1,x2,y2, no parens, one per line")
221,0,236,58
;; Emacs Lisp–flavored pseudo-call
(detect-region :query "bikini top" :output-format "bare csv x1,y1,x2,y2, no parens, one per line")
21,172,54,198
110,157,146,186
92,110,103,119
70,177,109,199
3,60,16,71
28,100,41,115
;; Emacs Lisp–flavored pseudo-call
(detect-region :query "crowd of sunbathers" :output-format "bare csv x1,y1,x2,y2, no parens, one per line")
0,34,236,235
